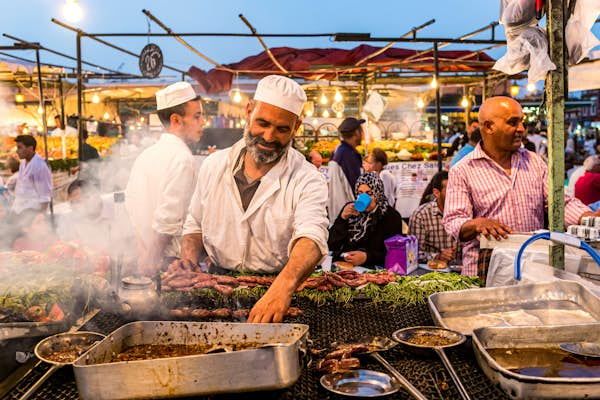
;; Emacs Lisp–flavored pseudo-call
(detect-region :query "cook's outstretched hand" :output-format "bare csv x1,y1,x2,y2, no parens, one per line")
248,286,292,323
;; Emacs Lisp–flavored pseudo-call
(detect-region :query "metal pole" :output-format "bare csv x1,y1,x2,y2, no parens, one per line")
35,49,49,161
482,72,488,102
76,33,83,164
434,42,442,172
35,48,52,215
58,75,65,128
546,0,567,268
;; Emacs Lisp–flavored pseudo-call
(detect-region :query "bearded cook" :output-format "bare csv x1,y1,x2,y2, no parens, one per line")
181,75,329,323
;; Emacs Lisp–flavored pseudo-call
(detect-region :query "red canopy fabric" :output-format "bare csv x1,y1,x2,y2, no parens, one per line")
188,44,495,94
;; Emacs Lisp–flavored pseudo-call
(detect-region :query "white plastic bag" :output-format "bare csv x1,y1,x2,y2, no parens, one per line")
493,26,557,83
566,0,600,65
500,0,538,40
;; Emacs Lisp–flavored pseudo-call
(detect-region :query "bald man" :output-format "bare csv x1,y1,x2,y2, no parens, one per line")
443,96,595,280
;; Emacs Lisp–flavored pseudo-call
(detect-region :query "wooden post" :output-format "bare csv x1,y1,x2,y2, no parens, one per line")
546,0,567,268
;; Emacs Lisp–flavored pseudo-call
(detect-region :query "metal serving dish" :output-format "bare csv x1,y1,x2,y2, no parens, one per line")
428,281,600,335
73,321,309,399
472,324,600,399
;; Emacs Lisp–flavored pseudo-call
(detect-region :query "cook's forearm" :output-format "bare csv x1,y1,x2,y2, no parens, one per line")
181,233,204,264
272,237,321,294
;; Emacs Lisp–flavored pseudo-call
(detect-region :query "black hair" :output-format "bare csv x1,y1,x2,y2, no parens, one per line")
419,171,448,205
156,98,199,128
431,171,449,191
470,127,482,144
7,157,19,173
370,148,388,166
15,135,36,151
67,179,87,196
340,128,360,140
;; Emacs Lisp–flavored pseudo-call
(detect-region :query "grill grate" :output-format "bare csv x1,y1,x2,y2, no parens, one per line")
1,299,509,400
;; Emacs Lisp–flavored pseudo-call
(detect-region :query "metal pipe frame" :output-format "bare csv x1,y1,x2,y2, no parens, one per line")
3,33,134,77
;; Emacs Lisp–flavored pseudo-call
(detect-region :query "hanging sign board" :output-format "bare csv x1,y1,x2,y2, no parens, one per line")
139,43,163,78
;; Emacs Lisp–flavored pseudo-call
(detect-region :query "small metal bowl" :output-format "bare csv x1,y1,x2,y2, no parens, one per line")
320,369,400,397
35,331,106,366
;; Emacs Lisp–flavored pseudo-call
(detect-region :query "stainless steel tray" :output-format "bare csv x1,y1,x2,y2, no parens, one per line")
472,324,600,399
428,280,600,335
1,321,67,342
73,321,309,399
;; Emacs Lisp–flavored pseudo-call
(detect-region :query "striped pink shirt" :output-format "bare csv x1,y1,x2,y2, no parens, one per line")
443,144,590,276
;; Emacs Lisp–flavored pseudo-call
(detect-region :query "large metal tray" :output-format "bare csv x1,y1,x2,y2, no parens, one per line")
428,280,600,335
472,324,600,399
73,321,309,399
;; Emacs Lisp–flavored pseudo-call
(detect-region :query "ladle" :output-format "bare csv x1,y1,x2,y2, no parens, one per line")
18,308,101,400
358,336,429,400
393,326,471,400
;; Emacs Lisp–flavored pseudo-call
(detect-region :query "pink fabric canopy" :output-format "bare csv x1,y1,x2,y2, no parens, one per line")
188,44,495,94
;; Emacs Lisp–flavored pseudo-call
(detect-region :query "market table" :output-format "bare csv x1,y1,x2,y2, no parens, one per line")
1,299,509,400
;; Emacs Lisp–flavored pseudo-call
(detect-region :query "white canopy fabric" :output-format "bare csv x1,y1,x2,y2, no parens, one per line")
568,50,600,92
569,58,600,92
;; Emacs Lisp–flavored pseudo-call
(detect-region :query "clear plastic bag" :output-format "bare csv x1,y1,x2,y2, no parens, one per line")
500,0,538,40
566,0,600,65
494,26,556,83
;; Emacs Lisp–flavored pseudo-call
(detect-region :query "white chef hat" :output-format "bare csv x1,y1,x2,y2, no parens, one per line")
156,81,198,111
253,75,307,116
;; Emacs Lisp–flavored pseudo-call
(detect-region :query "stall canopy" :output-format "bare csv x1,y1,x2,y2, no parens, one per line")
568,58,600,92
188,44,495,94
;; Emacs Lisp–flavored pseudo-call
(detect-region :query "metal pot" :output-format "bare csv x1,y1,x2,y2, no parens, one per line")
117,276,159,319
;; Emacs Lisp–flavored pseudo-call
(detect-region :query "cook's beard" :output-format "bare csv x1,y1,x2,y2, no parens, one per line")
244,127,291,165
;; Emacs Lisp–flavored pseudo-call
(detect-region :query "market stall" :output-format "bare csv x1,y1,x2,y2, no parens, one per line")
2,279,516,400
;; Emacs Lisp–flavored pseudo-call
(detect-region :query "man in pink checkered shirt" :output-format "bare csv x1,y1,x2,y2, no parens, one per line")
443,96,594,277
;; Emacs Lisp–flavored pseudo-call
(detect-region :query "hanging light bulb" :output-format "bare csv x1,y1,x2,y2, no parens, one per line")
129,125,135,131
417,98,425,109
140,116,145,122
312,119,318,125
320,93,328,105
15,93,24,103
63,0,83,23
103,112,110,120
334,89,343,103
336,111,343,118
92,93,100,104
322,110,330,118
232,90,242,103
37,106,43,114
240,119,246,126
460,96,469,108
430,77,437,88
305,109,313,117
36,125,43,133
510,82,520,97
23,127,29,134
526,82,536,93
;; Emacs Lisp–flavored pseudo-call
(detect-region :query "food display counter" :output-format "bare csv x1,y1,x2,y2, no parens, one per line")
1,297,511,400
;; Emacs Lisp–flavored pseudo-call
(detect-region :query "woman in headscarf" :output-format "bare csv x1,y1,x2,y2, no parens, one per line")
328,172,403,268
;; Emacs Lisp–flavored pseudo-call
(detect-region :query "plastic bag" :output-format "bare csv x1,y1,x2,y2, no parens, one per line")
566,0,600,65
493,26,556,83
500,0,538,40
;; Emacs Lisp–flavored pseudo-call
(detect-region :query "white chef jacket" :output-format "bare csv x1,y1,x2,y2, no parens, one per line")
183,139,329,273
12,154,52,214
125,133,196,258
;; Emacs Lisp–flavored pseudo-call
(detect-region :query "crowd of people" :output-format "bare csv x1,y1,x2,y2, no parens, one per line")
2,76,599,322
